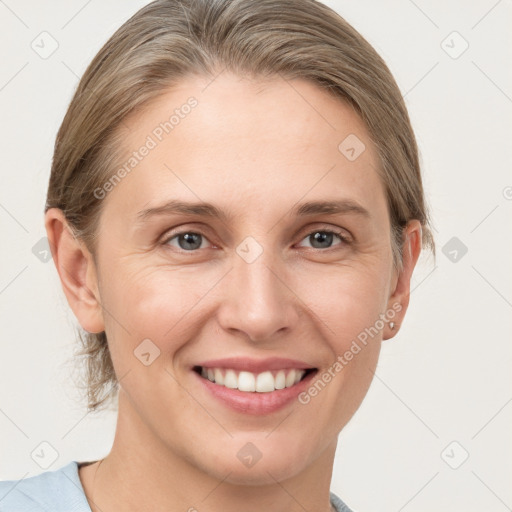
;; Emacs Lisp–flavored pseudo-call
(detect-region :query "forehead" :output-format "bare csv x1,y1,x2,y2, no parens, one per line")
102,72,387,226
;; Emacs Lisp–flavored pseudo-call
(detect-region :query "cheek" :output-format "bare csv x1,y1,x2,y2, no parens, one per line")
294,262,391,348
101,264,221,358
300,268,386,430
290,264,388,425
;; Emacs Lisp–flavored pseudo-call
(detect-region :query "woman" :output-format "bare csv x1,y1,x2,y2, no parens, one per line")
0,0,433,510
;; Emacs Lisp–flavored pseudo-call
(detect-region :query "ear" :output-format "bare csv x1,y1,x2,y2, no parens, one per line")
44,208,105,334
383,219,422,340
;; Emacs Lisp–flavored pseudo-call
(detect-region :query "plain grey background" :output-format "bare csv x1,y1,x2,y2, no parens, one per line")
0,1,511,511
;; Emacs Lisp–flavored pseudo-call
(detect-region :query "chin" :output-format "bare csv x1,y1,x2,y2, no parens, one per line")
211,457,308,487
191,434,321,486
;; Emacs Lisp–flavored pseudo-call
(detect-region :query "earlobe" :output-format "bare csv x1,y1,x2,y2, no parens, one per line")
44,208,105,334
384,220,423,340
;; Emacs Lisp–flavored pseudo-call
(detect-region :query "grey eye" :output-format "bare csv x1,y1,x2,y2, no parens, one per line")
298,231,344,249
167,232,208,251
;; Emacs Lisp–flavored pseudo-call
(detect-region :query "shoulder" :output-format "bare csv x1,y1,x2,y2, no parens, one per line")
330,491,356,512
0,461,91,512
1,465,352,512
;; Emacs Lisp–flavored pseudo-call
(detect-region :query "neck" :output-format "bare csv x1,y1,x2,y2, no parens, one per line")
83,390,337,512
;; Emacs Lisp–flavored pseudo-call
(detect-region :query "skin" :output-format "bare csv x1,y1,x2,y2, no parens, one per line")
45,72,422,512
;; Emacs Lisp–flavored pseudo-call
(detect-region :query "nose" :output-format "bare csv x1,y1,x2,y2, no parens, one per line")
216,247,300,344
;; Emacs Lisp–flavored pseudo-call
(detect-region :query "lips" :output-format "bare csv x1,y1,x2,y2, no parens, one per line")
194,366,312,392
191,362,318,416
194,356,315,374
191,357,318,414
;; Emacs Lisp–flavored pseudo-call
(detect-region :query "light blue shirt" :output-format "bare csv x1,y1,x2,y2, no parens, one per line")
0,461,354,511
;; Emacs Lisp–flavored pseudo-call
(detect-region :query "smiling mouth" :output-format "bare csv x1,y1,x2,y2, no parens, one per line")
193,366,317,393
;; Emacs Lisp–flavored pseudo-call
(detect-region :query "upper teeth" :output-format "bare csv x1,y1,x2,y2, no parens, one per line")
200,367,306,393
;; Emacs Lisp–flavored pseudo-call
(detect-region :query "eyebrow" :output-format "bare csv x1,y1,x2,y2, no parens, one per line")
135,198,370,223
294,199,370,218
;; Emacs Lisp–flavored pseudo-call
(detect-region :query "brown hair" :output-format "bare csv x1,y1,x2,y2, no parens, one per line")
46,0,434,411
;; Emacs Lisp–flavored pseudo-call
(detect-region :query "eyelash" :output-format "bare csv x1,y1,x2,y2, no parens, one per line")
160,227,352,253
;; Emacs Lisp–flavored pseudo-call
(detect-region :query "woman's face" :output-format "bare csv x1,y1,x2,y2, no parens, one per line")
73,72,417,484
